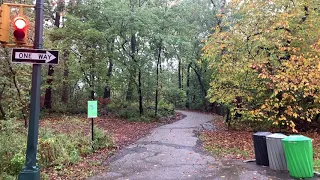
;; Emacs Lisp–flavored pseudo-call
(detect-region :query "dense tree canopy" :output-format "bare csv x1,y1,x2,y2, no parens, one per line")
2,0,319,132
204,0,320,131
0,0,224,123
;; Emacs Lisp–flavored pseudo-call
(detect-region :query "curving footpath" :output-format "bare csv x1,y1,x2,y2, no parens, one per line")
89,110,295,180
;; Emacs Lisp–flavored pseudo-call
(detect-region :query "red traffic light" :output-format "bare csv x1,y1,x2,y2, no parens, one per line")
14,18,26,29
13,17,27,42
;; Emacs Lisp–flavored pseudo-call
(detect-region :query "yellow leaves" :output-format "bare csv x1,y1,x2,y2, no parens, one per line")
292,47,300,54
246,96,254,102
289,121,297,133
203,0,320,133
279,115,286,121
258,73,268,79
216,14,223,18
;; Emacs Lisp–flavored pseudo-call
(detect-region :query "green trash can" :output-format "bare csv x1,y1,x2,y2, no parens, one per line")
282,135,314,178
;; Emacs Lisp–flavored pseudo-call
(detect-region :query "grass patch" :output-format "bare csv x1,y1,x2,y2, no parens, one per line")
315,159,320,172
314,145,320,172
0,116,114,180
1,111,172,180
1,110,179,179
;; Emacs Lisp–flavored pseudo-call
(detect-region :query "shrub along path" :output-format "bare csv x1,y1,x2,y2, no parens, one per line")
40,113,184,179
201,114,320,179
200,116,255,160
89,111,290,180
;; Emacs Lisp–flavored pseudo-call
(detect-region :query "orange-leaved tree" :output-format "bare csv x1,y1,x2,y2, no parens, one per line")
203,0,320,132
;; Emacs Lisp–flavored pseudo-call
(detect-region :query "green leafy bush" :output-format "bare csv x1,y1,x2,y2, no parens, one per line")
0,173,16,180
117,107,140,120
157,100,175,117
163,88,186,108
50,101,87,114
10,152,25,175
0,116,115,179
108,99,174,122
108,101,141,120
107,100,129,113
0,121,26,176
38,129,86,167
93,128,113,150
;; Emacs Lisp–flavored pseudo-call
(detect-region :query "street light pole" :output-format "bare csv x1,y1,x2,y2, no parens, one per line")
18,0,43,179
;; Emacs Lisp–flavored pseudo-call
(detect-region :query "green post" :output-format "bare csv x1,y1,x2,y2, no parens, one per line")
18,0,43,179
17,65,41,179
88,100,98,150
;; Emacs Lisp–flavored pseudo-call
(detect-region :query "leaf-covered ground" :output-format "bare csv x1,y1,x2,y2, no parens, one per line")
200,115,320,171
200,116,255,160
40,113,184,180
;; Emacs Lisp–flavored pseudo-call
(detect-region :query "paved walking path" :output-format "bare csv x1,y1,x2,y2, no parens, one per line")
89,111,296,180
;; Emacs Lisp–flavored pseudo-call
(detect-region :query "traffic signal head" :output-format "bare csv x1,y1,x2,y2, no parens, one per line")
13,16,28,44
0,4,10,43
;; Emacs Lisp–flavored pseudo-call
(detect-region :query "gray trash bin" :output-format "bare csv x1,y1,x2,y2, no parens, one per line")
266,133,287,171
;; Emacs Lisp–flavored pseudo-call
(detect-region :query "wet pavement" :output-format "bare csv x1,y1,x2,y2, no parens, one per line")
89,110,320,180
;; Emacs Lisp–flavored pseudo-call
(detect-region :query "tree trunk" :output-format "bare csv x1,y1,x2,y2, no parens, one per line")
181,61,184,90
91,90,95,100
5,53,28,127
103,40,114,99
0,84,6,119
129,0,143,115
138,70,143,115
103,60,113,99
186,63,191,109
178,54,182,89
44,12,60,109
126,79,134,101
90,59,96,100
126,31,136,102
0,103,5,120
155,43,161,116
44,65,54,109
61,50,70,103
191,63,207,107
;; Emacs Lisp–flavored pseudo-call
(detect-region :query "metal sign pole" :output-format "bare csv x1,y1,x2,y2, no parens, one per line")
18,0,43,179
88,100,97,151
92,118,94,151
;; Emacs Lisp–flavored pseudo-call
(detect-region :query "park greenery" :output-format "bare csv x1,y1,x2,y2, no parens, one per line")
1,0,224,178
1,0,320,178
204,0,320,132
0,0,220,123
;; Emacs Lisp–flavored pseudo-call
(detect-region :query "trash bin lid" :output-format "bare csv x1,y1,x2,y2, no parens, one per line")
282,135,312,142
254,132,272,136
267,133,287,139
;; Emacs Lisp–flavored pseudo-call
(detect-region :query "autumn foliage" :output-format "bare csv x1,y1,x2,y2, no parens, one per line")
203,0,320,132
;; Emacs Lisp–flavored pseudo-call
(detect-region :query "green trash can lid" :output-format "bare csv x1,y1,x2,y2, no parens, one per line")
282,135,312,142
267,133,287,139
